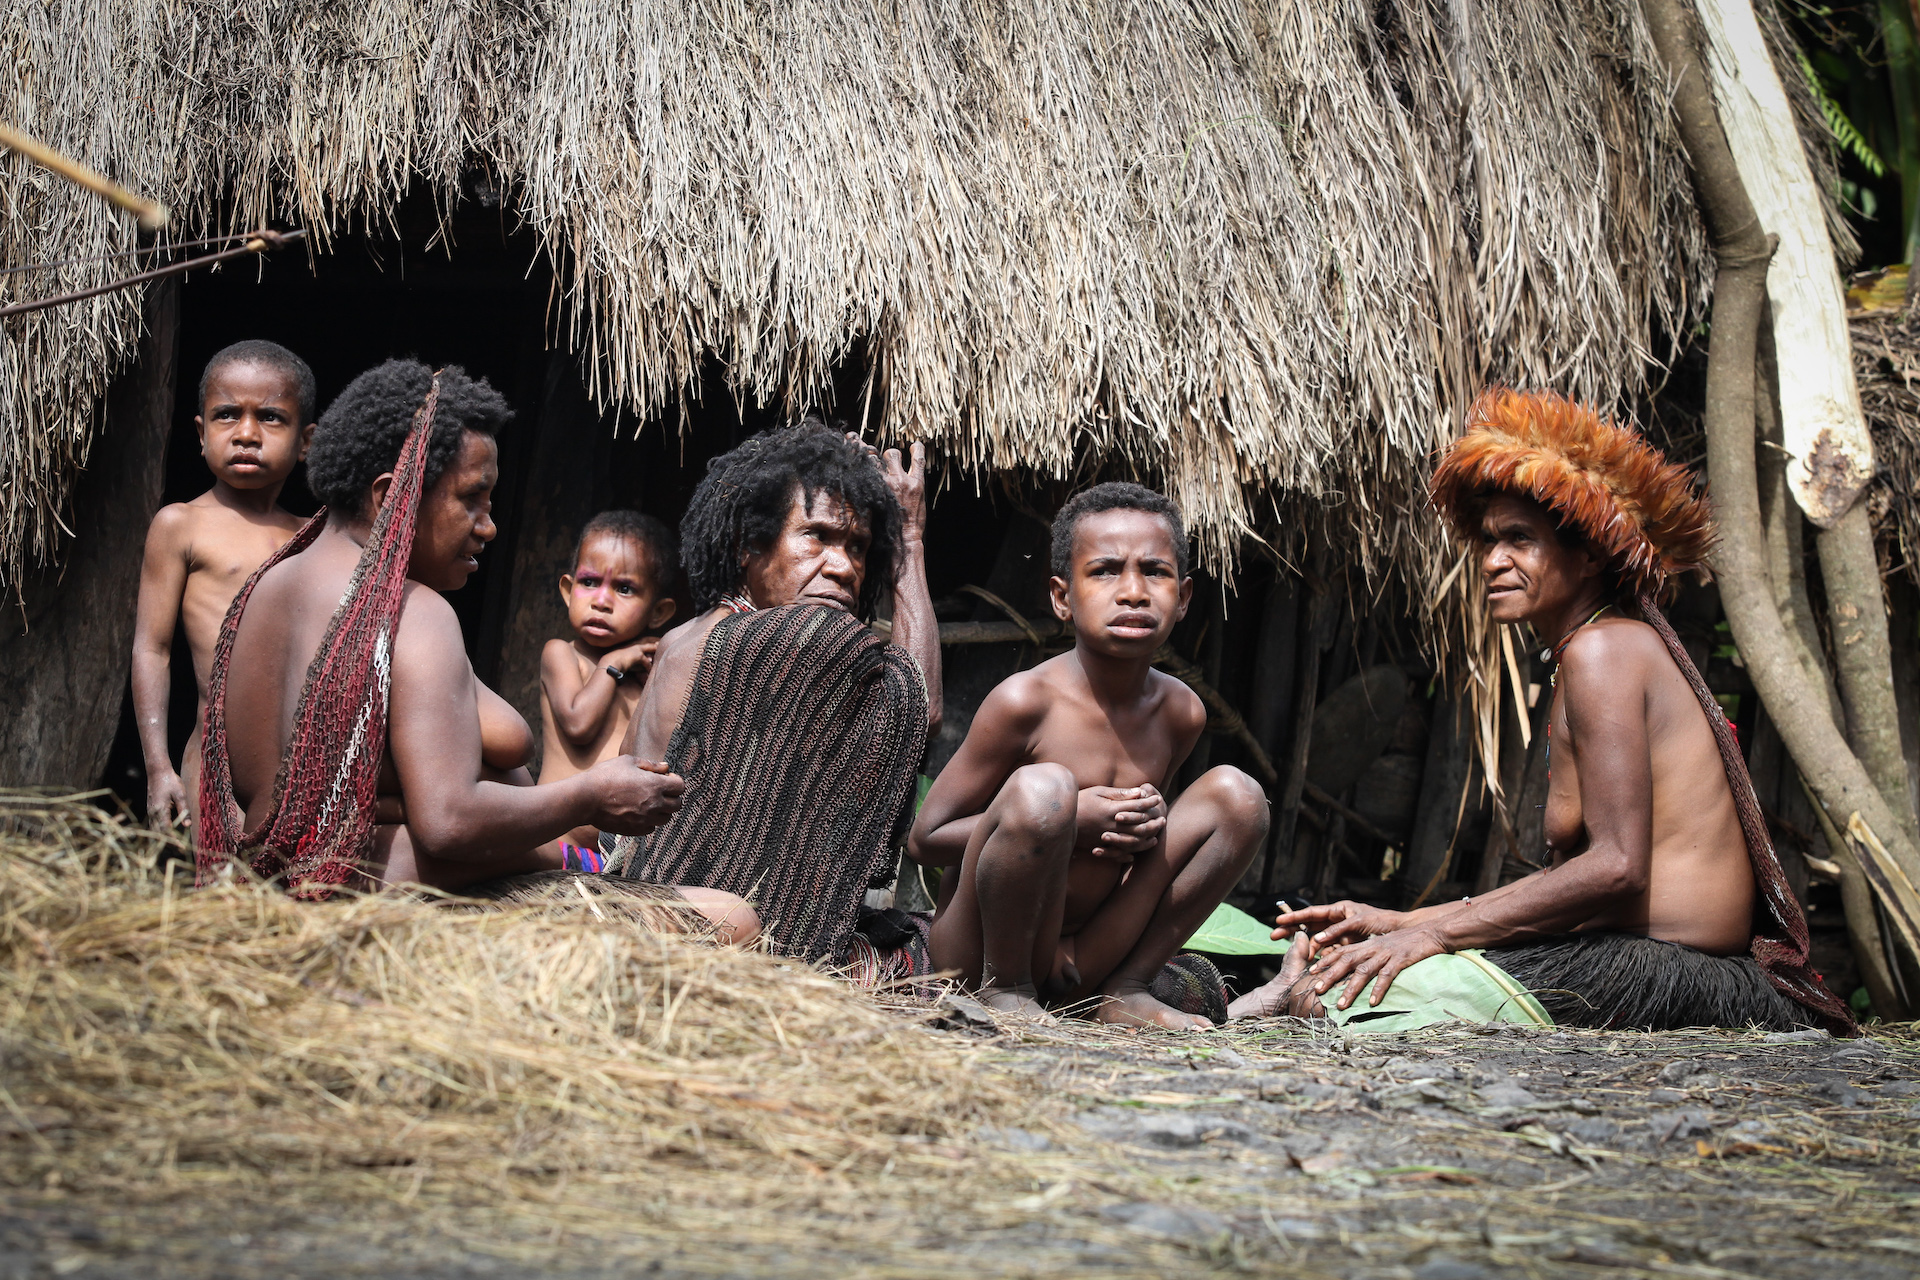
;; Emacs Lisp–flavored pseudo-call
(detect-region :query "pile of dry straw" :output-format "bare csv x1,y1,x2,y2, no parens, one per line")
0,790,1024,1197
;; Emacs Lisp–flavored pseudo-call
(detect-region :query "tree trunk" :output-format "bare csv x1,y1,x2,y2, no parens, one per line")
1694,0,1914,843
1817,504,1918,843
1696,0,1875,524
1806,774,1908,1017
1756,317,1845,726
1639,0,1920,890
0,280,177,787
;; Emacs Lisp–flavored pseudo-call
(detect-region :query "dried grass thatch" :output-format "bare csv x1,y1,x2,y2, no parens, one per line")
1852,308,1920,585
0,790,1027,1194
0,0,1710,590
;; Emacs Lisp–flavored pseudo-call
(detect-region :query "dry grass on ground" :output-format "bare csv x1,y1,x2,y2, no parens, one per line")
7,791,1920,1279
0,791,1032,1194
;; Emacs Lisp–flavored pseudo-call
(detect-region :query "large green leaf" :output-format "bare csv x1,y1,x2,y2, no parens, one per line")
1183,902,1291,956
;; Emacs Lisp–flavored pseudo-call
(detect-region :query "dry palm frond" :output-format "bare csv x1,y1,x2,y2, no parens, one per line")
0,791,1026,1193
0,0,1711,596
1851,309,1920,586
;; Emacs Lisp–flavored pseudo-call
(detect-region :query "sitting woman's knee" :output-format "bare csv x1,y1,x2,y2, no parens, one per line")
676,886,762,946
998,762,1078,838
1197,765,1270,835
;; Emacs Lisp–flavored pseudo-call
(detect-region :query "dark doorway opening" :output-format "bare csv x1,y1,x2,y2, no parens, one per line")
100,190,1015,807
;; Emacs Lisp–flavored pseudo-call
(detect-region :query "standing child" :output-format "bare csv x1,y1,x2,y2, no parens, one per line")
538,511,679,856
909,483,1269,1028
133,340,317,832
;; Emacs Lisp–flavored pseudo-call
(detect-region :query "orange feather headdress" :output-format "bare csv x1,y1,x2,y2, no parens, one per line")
1429,388,1715,599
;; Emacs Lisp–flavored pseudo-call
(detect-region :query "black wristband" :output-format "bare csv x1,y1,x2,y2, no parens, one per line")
605,664,626,683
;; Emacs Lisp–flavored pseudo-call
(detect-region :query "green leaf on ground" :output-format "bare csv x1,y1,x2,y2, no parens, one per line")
1184,902,1290,955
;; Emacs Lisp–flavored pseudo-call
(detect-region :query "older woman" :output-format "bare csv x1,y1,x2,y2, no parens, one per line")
196,359,754,941
1230,390,1850,1033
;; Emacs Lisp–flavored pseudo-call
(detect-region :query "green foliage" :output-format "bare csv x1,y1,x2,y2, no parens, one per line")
1184,902,1291,956
1798,47,1889,178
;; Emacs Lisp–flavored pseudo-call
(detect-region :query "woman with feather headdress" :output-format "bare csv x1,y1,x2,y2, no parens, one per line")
1229,390,1853,1033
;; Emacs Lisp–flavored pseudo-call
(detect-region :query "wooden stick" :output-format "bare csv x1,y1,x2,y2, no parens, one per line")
0,122,168,229
937,619,1066,646
0,229,305,319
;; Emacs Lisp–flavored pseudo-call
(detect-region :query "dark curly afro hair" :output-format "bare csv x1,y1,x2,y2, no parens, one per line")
1049,481,1189,579
680,419,901,615
305,360,511,515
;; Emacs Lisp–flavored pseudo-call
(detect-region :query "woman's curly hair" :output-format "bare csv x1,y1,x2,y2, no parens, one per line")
305,360,511,514
680,420,901,615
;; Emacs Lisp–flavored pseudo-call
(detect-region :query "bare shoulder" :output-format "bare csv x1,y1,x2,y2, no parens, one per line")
1151,667,1206,730
654,609,723,672
1556,617,1670,721
387,581,465,662
977,664,1061,731
1558,616,1666,681
143,500,199,549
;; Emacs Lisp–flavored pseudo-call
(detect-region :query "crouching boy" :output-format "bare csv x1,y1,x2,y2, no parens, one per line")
909,483,1268,1028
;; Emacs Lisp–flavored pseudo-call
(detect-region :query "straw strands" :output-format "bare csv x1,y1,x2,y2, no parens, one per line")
0,1,1708,589
0,791,1027,1193
1853,308,1920,584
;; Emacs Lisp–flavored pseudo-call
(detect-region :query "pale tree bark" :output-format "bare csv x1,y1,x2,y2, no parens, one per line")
1695,0,1874,522
1638,0,1920,893
1694,0,1917,845
1756,321,1844,725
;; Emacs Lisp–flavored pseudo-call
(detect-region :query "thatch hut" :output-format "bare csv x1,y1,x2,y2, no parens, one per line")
0,0,1707,759
38,1,1910,973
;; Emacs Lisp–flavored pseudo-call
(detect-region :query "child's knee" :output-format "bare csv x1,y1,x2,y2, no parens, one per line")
1196,766,1269,837
997,763,1077,838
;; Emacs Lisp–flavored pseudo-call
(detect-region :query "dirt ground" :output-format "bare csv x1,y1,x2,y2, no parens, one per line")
4,1011,1916,1280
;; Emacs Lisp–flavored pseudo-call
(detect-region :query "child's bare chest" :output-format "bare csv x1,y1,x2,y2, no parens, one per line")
1026,702,1179,791
186,520,295,603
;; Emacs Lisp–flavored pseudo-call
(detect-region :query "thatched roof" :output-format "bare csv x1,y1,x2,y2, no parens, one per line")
1,1,1711,588
1853,305,1920,584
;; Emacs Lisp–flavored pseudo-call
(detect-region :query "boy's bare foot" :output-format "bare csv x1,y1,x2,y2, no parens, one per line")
1226,929,1323,1020
980,984,1057,1024
1093,983,1216,1031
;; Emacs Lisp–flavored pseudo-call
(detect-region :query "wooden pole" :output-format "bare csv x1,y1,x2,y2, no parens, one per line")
0,230,303,319
0,122,168,229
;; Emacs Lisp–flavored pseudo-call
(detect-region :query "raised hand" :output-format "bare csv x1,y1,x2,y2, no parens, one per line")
1075,783,1168,860
1271,899,1409,947
147,768,188,831
587,756,686,835
849,432,927,543
606,635,659,678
